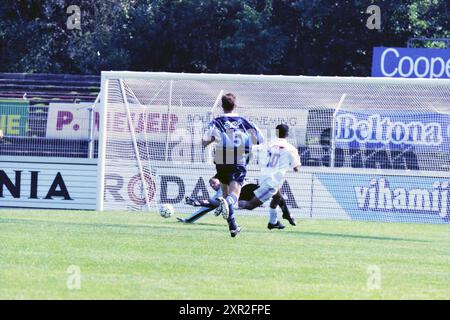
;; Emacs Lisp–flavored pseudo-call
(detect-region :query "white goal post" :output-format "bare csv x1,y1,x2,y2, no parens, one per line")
97,72,450,224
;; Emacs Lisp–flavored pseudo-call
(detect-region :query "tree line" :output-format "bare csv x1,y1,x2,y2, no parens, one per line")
0,0,449,76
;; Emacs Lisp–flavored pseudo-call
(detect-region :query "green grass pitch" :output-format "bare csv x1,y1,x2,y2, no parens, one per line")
0,210,449,299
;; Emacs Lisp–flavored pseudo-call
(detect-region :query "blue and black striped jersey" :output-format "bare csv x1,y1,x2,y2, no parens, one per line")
205,113,264,165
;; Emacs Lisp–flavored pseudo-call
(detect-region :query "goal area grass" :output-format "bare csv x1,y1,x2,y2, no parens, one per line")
0,210,448,299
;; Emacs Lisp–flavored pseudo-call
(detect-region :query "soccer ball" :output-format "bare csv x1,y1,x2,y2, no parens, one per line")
159,204,174,218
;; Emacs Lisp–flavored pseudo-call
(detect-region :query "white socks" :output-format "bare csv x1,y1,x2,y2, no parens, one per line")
269,207,278,224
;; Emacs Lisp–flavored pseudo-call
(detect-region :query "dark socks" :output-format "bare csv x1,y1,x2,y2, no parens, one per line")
279,198,290,216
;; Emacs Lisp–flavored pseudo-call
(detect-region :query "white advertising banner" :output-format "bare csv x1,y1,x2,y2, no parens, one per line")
46,103,97,140
46,102,308,145
103,161,313,218
0,157,97,210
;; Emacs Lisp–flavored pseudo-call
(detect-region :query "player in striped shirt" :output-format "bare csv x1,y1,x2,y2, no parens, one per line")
202,93,264,237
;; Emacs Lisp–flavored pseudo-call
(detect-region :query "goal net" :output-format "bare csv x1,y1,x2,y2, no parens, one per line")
97,72,450,224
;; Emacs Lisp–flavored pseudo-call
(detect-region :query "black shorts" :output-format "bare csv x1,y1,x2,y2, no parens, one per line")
239,183,259,201
215,164,247,185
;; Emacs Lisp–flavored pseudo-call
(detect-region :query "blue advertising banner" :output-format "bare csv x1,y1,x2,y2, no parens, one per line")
332,110,450,171
334,111,450,151
315,172,450,224
371,47,450,78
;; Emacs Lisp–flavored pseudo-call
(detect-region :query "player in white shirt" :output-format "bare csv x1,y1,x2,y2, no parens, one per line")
178,175,294,224
239,124,301,229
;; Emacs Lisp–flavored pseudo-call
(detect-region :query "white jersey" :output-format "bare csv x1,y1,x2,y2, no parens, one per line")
259,138,301,189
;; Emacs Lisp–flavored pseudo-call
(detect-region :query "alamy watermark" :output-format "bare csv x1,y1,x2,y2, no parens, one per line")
67,5,81,30
366,265,381,290
366,5,381,30
66,265,81,290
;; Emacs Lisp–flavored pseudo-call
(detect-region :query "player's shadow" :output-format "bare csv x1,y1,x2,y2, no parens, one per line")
285,230,429,243
1,218,431,242
0,218,224,232
176,222,222,227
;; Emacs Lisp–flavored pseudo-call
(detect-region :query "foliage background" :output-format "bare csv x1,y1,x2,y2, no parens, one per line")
0,0,449,75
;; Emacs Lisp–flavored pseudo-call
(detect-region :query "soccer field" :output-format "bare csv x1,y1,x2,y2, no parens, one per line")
0,210,449,300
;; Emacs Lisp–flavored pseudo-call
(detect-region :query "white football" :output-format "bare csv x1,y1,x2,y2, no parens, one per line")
159,204,174,218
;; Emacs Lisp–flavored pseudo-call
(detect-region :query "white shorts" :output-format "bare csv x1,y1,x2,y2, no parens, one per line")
254,180,278,203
